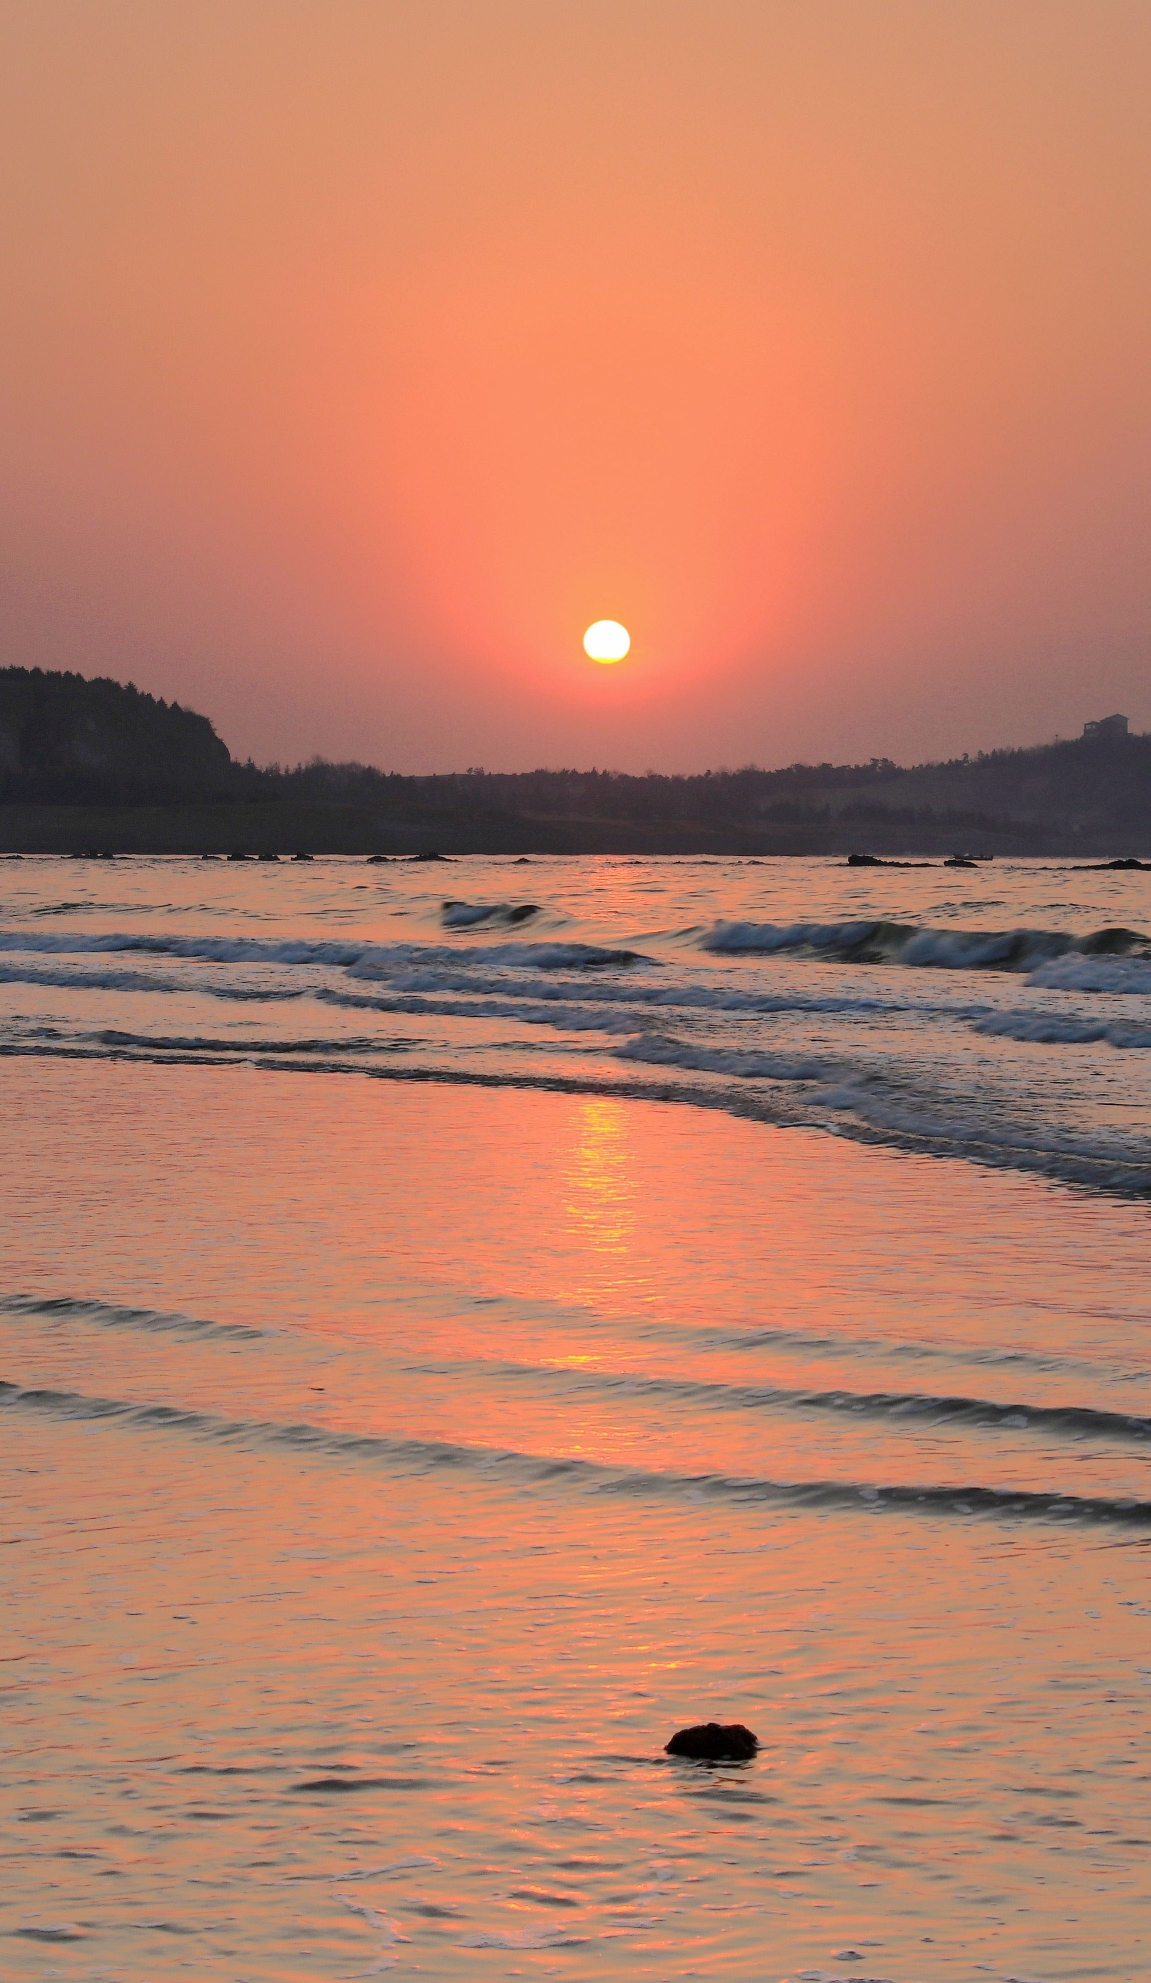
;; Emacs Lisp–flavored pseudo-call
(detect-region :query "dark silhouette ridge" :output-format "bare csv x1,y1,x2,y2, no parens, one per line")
0,666,231,805
2,667,1151,855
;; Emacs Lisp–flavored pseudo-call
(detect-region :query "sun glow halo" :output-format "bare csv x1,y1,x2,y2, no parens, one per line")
583,619,631,664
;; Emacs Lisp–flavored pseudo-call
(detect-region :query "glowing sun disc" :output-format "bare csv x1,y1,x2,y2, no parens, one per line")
583,619,631,663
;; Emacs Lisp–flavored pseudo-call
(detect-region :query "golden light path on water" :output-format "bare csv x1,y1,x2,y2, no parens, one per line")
1,855,1150,1977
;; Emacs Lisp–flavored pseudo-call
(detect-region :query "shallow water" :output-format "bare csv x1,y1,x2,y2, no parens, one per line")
1,858,1149,1978
2,852,1151,1193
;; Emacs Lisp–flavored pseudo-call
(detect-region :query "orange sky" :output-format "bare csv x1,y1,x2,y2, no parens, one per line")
1,1,1149,771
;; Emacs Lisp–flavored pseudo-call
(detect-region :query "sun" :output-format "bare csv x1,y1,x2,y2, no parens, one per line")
583,619,631,664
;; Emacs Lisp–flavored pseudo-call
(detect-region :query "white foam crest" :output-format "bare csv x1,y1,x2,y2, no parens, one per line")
705,918,885,955
902,927,1070,968
336,966,927,1018
346,938,642,974
0,961,189,993
7,1008,1149,1196
704,918,1143,973
0,929,371,965
1028,954,1151,994
974,1011,1151,1048
339,1896,411,1953
319,988,643,1035
0,960,312,1004
615,1034,828,1081
0,928,644,973
812,1075,1151,1182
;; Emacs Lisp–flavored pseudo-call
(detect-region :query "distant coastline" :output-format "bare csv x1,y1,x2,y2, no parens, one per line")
1,666,1148,857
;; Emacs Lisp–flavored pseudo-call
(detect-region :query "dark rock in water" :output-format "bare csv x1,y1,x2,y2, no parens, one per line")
944,855,977,867
1095,857,1149,870
414,850,449,861
366,853,391,862
227,850,252,861
258,852,280,862
846,852,933,869
665,1721,759,1762
293,851,313,861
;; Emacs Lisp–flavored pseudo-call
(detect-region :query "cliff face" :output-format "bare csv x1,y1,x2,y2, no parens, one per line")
0,668,233,803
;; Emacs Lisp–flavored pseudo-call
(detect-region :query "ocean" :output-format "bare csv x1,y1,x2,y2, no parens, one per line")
1,853,1148,1979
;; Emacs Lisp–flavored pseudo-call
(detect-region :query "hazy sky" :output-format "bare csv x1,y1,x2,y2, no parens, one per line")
2,2,1149,771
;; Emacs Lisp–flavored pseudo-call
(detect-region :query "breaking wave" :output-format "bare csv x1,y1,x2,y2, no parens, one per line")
704,919,1151,976
2,866,1150,1200
973,1010,1151,1048
0,930,640,972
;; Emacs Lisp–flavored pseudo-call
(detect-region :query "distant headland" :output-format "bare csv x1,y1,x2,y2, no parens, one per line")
0,665,1148,857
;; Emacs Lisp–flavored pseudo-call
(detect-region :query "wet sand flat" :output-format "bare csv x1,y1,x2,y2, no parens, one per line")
2,1060,1149,1979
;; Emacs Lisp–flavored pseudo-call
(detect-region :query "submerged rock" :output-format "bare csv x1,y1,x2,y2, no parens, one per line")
665,1721,759,1762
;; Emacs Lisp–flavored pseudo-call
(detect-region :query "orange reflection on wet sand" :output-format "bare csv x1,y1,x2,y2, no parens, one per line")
2,1060,1150,1978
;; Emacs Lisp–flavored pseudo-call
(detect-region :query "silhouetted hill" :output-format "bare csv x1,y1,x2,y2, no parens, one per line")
239,725,1151,850
1,667,1148,853
0,667,232,804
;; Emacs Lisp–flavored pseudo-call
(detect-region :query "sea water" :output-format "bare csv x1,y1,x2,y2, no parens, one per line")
0,855,1148,1979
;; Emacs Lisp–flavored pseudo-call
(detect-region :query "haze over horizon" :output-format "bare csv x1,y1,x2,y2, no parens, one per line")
2,2,1149,775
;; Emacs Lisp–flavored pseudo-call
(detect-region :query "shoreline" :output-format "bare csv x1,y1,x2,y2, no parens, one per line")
1,799,1141,859
4,1034,1149,1203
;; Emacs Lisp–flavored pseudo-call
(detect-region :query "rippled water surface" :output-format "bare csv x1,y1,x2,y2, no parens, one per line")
1,856,1149,1978
2,851,1151,1189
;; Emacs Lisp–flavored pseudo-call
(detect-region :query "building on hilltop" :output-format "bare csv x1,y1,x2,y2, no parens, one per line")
1082,713,1129,739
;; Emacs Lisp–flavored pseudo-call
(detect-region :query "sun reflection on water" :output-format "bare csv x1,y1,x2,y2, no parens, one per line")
561,1097,643,1312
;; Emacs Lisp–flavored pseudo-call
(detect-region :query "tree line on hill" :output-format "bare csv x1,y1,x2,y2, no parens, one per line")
1,664,1148,842
0,666,231,805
